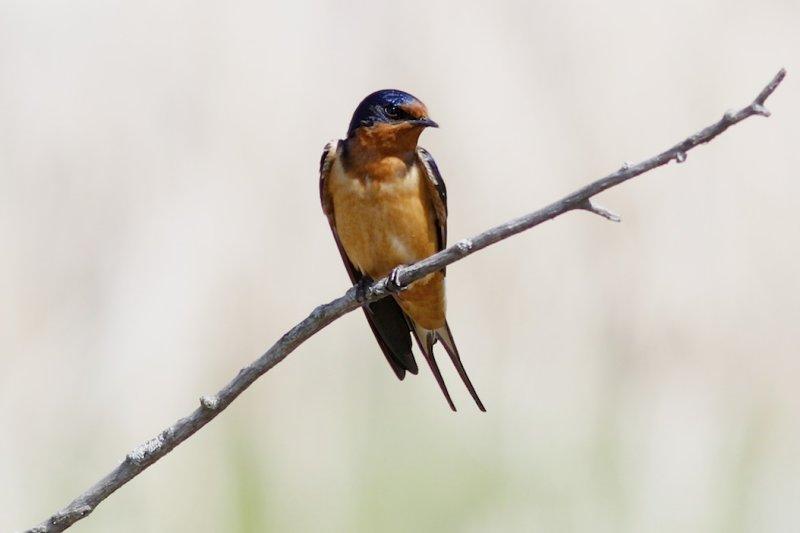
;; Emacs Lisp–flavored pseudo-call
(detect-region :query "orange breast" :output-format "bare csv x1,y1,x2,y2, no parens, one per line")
328,157,446,329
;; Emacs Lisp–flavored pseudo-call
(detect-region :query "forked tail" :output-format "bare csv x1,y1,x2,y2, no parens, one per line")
409,320,486,412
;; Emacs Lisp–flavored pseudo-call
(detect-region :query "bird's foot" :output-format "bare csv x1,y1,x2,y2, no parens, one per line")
355,276,374,304
385,266,406,294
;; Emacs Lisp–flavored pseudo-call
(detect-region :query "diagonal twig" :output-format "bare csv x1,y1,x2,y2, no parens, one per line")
23,68,786,533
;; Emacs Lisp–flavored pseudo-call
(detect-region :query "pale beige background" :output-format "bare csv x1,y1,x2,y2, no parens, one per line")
2,1,798,532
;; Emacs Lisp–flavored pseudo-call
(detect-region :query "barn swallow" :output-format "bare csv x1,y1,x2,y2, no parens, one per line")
319,89,485,411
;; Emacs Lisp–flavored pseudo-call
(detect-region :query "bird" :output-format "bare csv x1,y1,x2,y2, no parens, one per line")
319,89,485,412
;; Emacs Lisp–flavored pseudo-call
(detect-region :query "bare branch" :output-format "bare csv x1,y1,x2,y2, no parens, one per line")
23,68,786,533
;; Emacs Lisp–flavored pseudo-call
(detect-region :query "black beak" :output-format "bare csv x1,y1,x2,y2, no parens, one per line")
412,117,439,128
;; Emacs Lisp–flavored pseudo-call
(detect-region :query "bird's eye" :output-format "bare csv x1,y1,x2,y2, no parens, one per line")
385,104,401,119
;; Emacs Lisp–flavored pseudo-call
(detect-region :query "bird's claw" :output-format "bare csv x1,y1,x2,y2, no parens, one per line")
385,266,405,294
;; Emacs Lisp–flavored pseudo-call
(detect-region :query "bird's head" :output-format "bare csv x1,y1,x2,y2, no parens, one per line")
346,89,438,145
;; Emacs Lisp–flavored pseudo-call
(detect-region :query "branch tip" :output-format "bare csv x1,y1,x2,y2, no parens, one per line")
755,68,786,105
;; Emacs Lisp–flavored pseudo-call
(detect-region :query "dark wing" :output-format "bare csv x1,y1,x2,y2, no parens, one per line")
319,140,418,379
417,147,448,254
416,147,486,411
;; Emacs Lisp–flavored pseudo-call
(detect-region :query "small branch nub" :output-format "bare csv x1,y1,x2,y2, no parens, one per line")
580,199,621,222
52,505,93,525
127,434,165,465
200,395,220,410
751,103,771,117
456,239,473,253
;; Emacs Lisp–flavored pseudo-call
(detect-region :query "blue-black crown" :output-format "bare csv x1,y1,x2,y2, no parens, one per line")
347,89,420,137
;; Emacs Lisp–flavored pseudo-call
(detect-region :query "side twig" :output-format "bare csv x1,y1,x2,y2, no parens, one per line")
24,68,785,533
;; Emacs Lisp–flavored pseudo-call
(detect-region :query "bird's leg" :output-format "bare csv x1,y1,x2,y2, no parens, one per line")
385,266,406,294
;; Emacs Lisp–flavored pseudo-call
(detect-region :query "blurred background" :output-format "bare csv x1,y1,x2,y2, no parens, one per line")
1,1,798,531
